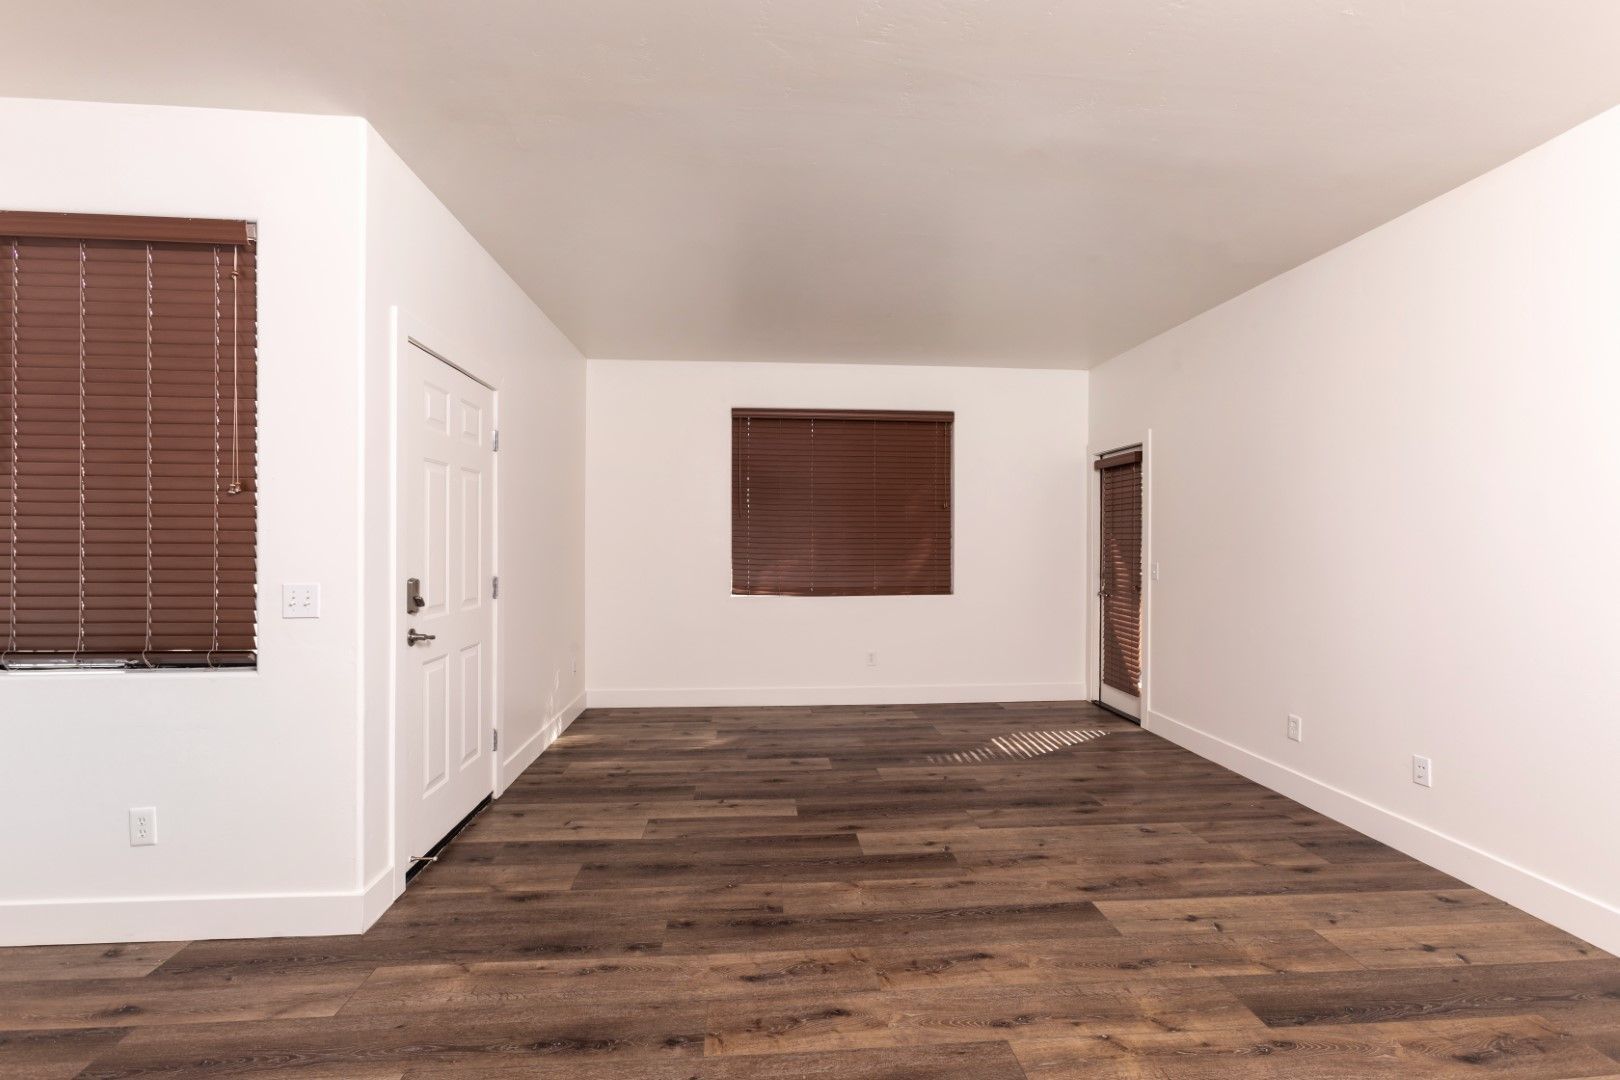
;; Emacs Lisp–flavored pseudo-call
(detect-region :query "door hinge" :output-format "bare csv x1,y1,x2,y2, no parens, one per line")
491,575,499,599
492,429,500,452
492,728,499,752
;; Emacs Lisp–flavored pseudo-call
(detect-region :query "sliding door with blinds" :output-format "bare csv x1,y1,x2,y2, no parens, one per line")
732,408,952,596
1096,447,1143,713
0,212,258,669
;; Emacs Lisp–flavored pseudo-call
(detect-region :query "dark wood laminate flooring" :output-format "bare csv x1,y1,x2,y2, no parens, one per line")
3,701,1616,1078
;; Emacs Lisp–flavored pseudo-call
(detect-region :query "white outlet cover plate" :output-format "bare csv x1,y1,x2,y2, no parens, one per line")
282,583,321,619
129,807,157,846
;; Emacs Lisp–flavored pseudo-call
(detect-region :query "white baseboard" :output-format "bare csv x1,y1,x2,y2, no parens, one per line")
1148,708,1620,956
498,690,586,790
0,882,385,948
584,683,1088,709
357,864,399,933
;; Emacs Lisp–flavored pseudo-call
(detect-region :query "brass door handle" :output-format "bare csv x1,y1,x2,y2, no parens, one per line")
406,628,436,646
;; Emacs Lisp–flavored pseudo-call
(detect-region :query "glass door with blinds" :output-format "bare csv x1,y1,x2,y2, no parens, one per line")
1095,446,1143,719
0,212,258,670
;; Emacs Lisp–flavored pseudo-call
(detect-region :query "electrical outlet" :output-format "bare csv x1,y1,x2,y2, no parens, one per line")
866,652,878,667
1412,755,1433,788
1286,714,1302,742
1151,562,1160,581
281,583,321,619
129,807,157,846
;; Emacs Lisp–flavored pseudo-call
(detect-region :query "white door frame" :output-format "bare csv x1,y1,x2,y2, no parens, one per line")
389,310,502,896
1087,429,1152,725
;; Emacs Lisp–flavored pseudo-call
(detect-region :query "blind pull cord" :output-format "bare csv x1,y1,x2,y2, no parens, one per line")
74,241,87,663
228,246,242,496
141,242,154,668
809,417,816,597
3,240,17,666
209,246,224,668
871,418,878,592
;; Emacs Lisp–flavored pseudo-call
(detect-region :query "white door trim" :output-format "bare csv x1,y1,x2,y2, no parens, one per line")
1087,429,1152,723
388,308,502,898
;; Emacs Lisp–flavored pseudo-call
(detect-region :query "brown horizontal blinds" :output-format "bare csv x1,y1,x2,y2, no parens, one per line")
732,408,952,596
1,214,257,669
1097,451,1143,696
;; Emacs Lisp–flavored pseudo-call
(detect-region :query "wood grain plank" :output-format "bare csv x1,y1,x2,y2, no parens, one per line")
704,979,1262,1055
402,1041,1028,1079
1012,1015,1620,1079
78,1003,708,1077
0,1026,128,1080
1222,958,1620,1029
0,942,185,983
1095,888,1525,935
661,900,1118,954
863,929,1359,990
0,971,372,1032
338,950,882,1014
1321,921,1614,969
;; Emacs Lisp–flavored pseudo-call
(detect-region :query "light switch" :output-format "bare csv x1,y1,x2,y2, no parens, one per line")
281,583,321,619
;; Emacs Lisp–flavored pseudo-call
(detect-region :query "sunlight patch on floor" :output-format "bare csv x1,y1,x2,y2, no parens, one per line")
928,729,1110,764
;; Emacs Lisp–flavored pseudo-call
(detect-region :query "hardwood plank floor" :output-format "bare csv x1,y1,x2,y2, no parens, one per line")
2,701,1615,1078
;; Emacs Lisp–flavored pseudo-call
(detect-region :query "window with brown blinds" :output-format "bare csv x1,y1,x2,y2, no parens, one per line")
732,408,952,596
0,212,258,670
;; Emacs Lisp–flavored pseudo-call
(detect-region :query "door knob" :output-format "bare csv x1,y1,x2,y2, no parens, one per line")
406,628,436,646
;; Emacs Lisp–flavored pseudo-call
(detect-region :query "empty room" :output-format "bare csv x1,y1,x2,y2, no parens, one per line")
2,2,1619,1077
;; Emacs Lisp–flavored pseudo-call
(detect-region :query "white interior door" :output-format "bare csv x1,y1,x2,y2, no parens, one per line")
398,342,496,870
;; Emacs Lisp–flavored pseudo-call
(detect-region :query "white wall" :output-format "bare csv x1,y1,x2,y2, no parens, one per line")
0,101,588,946
1089,105,1620,952
0,99,370,944
586,359,1089,705
360,131,587,896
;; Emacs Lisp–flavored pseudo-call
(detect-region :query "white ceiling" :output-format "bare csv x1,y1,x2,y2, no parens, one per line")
5,2,1619,368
